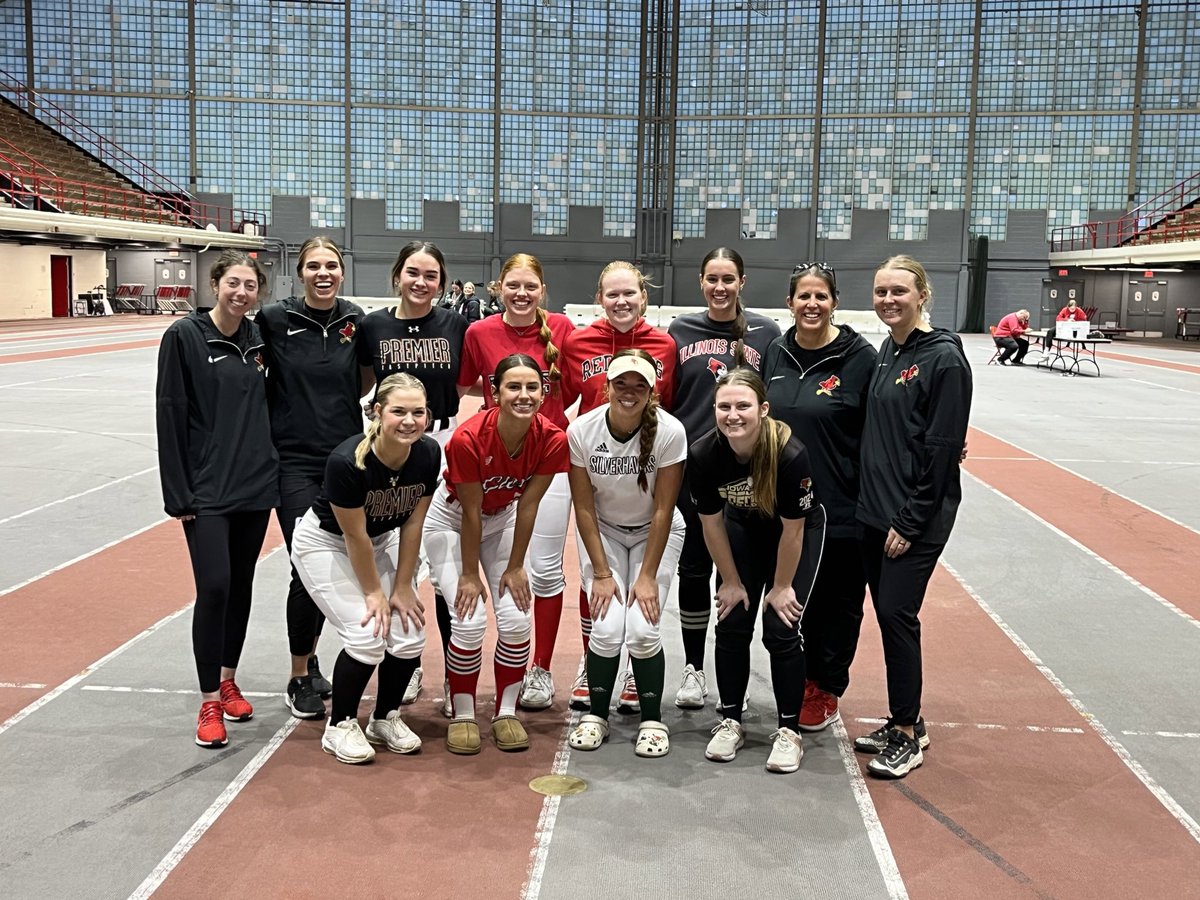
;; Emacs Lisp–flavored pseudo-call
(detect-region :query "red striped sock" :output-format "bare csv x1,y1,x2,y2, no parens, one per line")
446,641,481,718
494,638,530,716
532,591,564,670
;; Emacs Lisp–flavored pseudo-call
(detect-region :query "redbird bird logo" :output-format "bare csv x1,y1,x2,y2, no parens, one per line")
707,358,728,381
895,364,919,385
816,374,840,396
339,321,356,344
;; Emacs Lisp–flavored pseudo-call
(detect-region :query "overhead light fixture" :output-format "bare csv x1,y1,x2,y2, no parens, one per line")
1080,266,1182,273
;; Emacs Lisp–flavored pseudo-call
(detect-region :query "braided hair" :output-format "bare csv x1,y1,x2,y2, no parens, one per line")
607,348,660,493
500,253,561,388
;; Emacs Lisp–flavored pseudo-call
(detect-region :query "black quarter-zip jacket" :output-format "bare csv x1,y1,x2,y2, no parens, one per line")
762,323,877,539
257,295,366,476
156,309,280,517
856,327,972,545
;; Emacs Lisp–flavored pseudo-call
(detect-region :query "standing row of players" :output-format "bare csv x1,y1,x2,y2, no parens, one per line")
155,241,971,779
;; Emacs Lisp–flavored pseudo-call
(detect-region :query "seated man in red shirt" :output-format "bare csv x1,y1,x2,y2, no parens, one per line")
1057,298,1088,321
994,308,1031,366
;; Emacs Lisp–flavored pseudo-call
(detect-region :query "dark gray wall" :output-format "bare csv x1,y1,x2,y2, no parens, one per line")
983,211,1052,328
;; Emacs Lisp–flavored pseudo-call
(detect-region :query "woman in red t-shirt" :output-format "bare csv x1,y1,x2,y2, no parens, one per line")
457,253,576,713
425,354,570,755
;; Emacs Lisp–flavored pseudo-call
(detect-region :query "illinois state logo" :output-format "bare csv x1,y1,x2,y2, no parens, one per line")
895,364,919,386
339,320,356,344
254,352,265,372
816,374,840,396
707,357,728,381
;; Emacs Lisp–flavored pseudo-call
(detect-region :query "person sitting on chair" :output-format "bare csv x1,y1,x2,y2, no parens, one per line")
993,309,1031,366
1056,298,1088,321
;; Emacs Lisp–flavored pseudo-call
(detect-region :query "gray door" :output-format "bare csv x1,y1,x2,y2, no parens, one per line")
1127,280,1168,336
1042,281,1082,328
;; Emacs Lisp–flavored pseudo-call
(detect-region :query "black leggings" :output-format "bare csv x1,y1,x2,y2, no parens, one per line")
183,510,271,693
858,525,946,726
278,471,327,657
803,535,867,697
714,511,825,726
675,474,715,670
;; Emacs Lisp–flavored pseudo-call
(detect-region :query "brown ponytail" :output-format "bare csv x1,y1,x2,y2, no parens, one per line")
715,367,790,517
636,392,660,493
731,301,748,367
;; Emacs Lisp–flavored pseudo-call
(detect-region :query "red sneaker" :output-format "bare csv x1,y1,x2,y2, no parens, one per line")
195,700,228,747
799,685,839,732
219,679,254,721
617,673,639,715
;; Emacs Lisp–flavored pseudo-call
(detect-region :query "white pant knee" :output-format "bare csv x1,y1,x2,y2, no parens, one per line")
588,602,626,657
494,592,532,644
528,472,570,597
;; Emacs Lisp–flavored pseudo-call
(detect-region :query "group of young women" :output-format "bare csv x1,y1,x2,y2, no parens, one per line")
156,239,971,780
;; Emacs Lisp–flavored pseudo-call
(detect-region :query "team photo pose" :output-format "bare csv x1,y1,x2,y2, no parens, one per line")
561,261,677,712
854,255,972,779
357,240,468,709
258,236,366,719
425,354,570,754
565,350,686,757
689,369,825,773
156,250,279,748
457,254,576,711
667,248,780,709
290,374,439,764
762,263,876,734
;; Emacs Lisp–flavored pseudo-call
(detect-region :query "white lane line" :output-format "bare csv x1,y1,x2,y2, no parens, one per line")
833,716,909,900
126,717,300,900
520,694,582,899
0,681,47,689
0,465,158,527
0,370,121,389
965,470,1200,631
0,344,158,365
0,386,155,394
970,426,1200,539
941,560,1200,844
0,605,192,738
1127,378,1200,395
0,518,168,598
852,716,1085,735
1121,731,1200,739
81,686,284,698
0,428,155,436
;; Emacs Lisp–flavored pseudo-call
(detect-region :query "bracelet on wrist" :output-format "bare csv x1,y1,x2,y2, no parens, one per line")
593,571,613,579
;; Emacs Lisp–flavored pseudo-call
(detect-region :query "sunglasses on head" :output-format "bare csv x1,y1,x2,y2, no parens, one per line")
792,262,836,275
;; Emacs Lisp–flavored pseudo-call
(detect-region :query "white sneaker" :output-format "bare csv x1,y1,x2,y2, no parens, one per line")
322,719,376,765
401,666,423,705
705,718,745,762
674,664,708,709
365,709,422,754
766,727,804,773
441,679,452,719
519,665,554,710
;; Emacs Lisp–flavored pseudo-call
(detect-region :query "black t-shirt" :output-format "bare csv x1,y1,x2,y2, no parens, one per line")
312,434,440,537
688,427,815,522
356,306,468,424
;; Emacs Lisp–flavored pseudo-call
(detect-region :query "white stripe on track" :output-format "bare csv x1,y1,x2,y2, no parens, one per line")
964,470,1200,631
941,560,1200,844
970,425,1200,539
520,690,583,900
852,716,1085,735
832,716,909,899
0,605,191,738
1127,378,1200,395
81,685,284,698
127,717,301,900
0,465,158,527
0,518,168,598
0,681,47,689
1121,730,1200,739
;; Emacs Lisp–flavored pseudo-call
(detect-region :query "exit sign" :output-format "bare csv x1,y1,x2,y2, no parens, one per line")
1144,270,1154,277
1058,269,1068,276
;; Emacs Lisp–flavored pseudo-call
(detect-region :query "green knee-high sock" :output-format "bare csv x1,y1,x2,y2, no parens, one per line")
586,649,621,720
630,649,666,722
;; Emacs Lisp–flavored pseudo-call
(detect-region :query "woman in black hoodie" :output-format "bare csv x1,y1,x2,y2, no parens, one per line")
762,263,877,736
156,249,280,749
854,255,972,779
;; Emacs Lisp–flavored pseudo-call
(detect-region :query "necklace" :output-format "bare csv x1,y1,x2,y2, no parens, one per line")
504,314,537,337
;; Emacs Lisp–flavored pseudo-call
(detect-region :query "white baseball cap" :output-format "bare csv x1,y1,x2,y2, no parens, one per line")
607,355,656,386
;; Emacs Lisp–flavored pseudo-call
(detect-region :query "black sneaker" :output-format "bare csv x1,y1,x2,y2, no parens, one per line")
286,676,327,719
854,717,930,753
308,655,332,699
867,729,924,779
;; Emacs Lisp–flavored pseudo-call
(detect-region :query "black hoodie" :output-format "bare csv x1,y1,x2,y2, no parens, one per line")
856,327,972,545
762,323,877,539
156,310,280,517
257,295,365,477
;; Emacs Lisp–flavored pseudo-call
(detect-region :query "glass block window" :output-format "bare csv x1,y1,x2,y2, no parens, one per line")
0,2,26,80
1143,2,1200,110
1136,114,1200,205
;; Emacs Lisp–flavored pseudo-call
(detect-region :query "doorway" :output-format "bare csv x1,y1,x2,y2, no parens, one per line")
1042,281,1082,329
1126,280,1168,337
50,255,71,318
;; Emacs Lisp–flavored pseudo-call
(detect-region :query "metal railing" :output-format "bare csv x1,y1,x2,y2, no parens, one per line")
1051,171,1200,252
0,170,266,234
